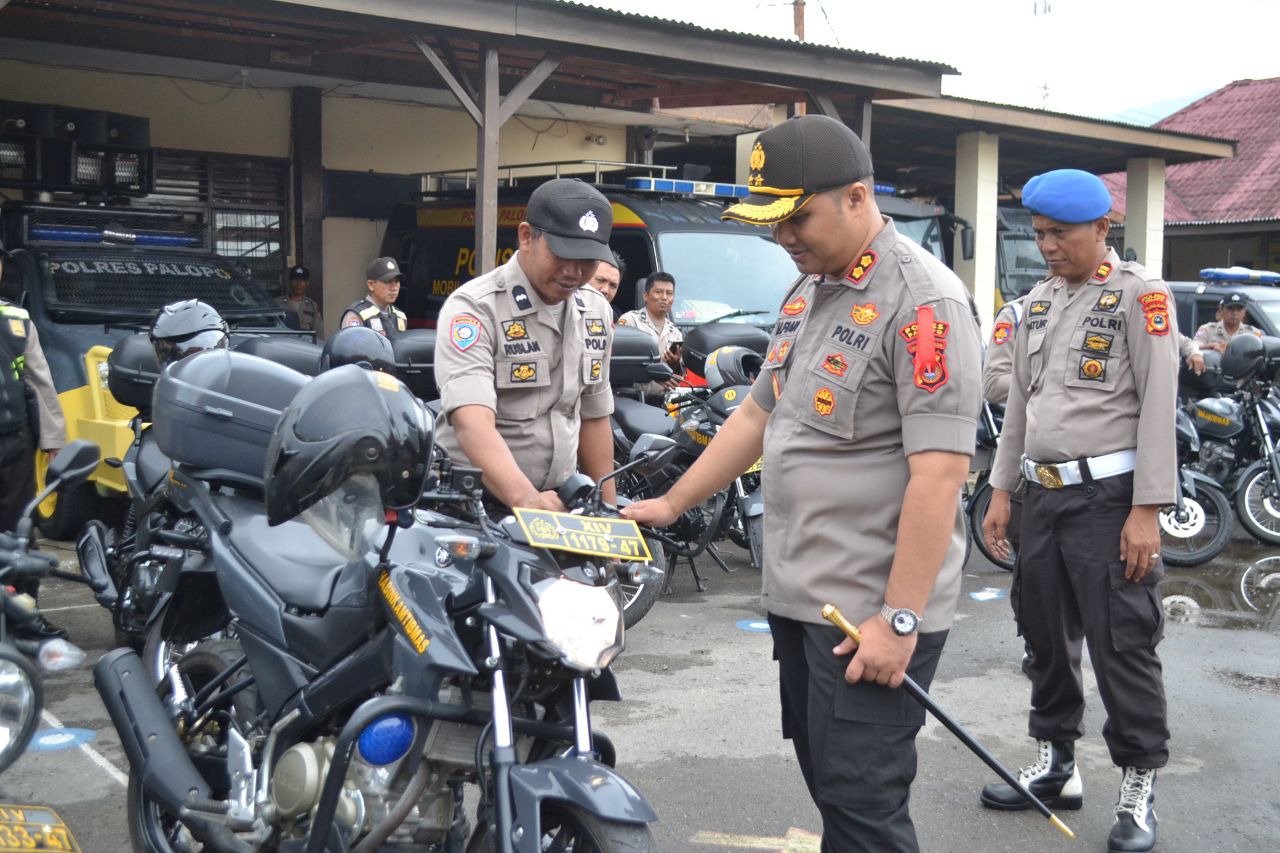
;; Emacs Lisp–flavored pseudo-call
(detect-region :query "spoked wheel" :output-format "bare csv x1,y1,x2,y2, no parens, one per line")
1160,574,1227,624
1235,468,1280,545
1239,557,1280,613
127,640,258,853
967,482,1015,571
466,802,654,852
1159,483,1234,567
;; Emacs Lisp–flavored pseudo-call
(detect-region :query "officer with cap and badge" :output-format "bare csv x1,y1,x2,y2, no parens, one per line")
981,169,1177,853
1,238,69,640
624,115,981,852
1194,291,1263,353
432,178,617,511
279,265,324,340
340,257,407,337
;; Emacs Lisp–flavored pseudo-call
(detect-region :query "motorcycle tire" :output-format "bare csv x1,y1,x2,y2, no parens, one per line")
1235,467,1280,545
465,801,654,852
967,482,1015,571
128,639,258,853
1158,483,1234,567
1238,556,1280,613
746,514,764,571
0,645,42,775
621,538,664,629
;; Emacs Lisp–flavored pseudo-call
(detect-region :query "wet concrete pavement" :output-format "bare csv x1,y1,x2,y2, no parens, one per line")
4,531,1279,852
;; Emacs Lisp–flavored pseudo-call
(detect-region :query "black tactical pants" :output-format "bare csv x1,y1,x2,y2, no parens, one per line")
1013,472,1169,767
769,613,947,853
0,426,39,597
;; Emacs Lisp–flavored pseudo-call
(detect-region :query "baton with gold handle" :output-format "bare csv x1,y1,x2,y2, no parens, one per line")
821,604,1075,840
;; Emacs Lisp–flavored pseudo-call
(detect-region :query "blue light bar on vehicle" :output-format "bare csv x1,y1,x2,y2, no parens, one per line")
1200,266,1280,286
29,225,201,248
624,177,749,198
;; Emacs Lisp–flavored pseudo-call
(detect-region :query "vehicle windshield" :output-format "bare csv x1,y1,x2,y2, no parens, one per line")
656,231,799,328
890,216,946,264
1250,299,1280,333
999,232,1047,302
39,252,279,322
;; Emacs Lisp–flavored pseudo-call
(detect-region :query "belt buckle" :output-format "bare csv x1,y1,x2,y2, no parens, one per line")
1034,463,1065,489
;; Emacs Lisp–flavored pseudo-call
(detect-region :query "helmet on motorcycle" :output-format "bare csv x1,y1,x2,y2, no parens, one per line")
320,326,396,374
264,364,432,526
703,345,763,390
1222,333,1266,382
150,299,229,367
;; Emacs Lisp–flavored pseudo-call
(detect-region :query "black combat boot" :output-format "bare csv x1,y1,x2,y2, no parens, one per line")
980,739,1083,810
12,612,68,642
1108,767,1157,853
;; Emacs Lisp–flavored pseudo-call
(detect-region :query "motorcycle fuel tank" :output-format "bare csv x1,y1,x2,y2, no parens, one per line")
1194,397,1244,439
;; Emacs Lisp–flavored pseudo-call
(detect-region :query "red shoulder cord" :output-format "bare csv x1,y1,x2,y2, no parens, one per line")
913,304,936,379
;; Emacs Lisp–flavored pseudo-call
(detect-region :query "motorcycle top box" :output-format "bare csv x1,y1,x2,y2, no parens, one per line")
681,322,769,377
106,332,162,411
234,335,323,376
152,349,308,481
610,325,661,386
391,328,438,399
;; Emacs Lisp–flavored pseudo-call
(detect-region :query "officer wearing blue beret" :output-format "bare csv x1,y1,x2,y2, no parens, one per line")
981,169,1177,853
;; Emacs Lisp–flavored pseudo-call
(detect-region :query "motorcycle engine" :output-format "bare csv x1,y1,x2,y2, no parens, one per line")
1198,440,1237,485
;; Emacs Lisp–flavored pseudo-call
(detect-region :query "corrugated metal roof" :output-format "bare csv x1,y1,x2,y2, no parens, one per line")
536,0,957,75
1108,77,1279,225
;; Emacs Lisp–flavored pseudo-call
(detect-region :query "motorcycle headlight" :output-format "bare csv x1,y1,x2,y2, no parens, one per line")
533,577,624,670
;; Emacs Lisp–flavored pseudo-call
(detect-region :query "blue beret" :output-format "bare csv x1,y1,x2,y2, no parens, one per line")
1022,169,1112,223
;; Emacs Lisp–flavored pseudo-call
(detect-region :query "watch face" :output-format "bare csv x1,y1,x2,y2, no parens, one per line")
892,610,918,634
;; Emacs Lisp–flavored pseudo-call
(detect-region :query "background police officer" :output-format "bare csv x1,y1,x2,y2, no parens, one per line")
1194,291,1262,352
0,240,69,640
617,272,683,397
981,169,1176,853
279,265,324,340
432,179,617,511
624,115,981,853
341,257,406,337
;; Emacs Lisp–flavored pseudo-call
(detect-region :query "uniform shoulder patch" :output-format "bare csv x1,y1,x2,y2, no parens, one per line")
899,305,950,393
1138,291,1170,336
992,322,1012,345
450,313,482,351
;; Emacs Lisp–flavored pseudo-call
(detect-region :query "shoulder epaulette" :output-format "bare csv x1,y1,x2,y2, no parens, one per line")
358,305,381,321
0,305,29,320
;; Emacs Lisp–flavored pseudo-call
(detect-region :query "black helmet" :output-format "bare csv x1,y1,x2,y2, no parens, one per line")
320,326,396,374
150,299,229,367
264,364,432,525
1222,334,1265,382
704,345,763,389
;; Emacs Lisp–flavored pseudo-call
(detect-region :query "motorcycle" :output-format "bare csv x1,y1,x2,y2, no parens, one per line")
0,439,100,776
1157,407,1235,566
94,357,665,853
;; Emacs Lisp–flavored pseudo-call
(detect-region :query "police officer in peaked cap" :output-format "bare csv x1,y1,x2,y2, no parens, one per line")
341,257,407,338
624,114,983,852
981,168,1177,853
280,264,325,340
432,178,617,511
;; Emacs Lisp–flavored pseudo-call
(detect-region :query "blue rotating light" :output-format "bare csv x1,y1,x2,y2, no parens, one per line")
356,713,416,766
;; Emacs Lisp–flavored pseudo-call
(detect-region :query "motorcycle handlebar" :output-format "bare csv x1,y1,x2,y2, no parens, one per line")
0,549,59,581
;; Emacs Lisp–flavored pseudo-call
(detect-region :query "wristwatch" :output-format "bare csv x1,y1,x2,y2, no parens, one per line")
880,603,921,636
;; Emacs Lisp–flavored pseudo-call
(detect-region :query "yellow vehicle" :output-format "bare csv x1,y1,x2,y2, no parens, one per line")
1,202,293,538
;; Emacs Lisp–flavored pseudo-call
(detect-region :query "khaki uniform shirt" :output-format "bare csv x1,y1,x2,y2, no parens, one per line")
616,308,683,395
279,295,324,339
433,253,614,491
990,249,1179,506
748,219,981,630
0,302,66,450
983,297,1025,405
1194,320,1262,348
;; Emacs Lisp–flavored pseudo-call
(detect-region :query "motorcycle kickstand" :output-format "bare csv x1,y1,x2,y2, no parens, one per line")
706,544,735,575
668,555,708,593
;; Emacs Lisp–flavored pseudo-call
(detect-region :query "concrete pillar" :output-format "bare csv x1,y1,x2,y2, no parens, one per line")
290,87,324,313
1124,158,1166,275
954,130,1000,329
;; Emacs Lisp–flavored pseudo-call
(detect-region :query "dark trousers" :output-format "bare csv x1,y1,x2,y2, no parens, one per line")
1013,472,1169,767
0,426,39,597
769,613,948,853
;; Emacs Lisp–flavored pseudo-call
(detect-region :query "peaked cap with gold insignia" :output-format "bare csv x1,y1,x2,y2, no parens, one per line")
722,115,874,226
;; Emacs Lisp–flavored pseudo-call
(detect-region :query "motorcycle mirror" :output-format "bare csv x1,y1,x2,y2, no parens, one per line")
644,363,674,383
0,644,41,775
629,434,679,475
46,440,101,489
557,472,597,509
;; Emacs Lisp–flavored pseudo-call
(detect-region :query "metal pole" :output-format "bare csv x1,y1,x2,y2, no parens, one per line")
820,604,1075,840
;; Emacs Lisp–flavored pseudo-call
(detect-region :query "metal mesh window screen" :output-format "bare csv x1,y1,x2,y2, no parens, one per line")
140,150,289,294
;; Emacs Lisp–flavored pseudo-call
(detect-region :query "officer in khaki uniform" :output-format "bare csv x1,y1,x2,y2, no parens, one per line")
433,179,616,511
1194,291,1262,352
279,265,324,340
624,116,981,852
981,170,1177,853
341,257,407,338
1,241,69,641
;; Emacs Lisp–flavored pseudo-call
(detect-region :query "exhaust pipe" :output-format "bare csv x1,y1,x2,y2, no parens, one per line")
76,521,117,607
93,649,250,853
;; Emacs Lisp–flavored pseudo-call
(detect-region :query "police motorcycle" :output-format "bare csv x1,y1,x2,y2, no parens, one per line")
1157,405,1236,566
94,360,665,853
1186,334,1280,545
0,440,101,777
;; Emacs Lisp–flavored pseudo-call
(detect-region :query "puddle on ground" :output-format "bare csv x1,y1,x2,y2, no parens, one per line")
1213,669,1280,694
1160,546,1280,632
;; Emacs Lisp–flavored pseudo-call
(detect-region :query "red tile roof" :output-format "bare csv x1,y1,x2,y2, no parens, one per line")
1105,77,1278,225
